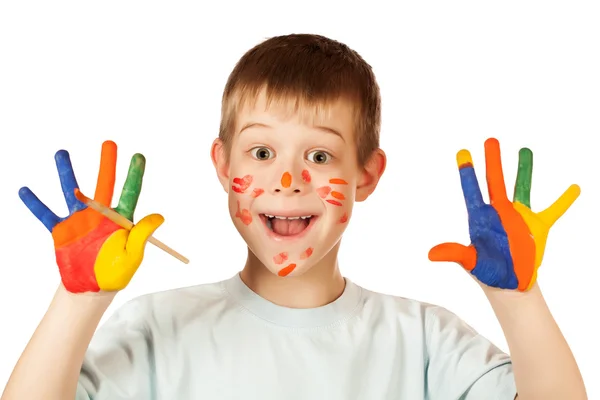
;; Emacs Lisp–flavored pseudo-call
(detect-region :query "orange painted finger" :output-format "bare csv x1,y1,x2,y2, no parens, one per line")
94,141,118,206
428,242,477,271
484,138,509,205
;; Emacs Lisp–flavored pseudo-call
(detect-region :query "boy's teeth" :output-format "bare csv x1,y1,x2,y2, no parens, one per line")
265,214,312,220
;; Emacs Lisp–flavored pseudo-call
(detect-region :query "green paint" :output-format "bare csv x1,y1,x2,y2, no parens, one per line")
513,147,533,208
115,153,146,220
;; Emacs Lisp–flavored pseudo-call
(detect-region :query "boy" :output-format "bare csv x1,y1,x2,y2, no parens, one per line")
2,34,587,399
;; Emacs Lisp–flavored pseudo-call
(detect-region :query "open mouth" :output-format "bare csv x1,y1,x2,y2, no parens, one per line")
259,213,318,239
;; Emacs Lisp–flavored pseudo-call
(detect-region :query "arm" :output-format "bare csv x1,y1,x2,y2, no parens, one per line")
1,285,115,400
484,283,587,400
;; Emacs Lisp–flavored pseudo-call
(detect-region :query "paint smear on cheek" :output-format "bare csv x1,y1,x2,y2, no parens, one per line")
299,247,313,260
301,169,311,183
339,213,349,223
232,175,253,193
329,178,348,185
235,200,252,225
326,199,343,206
281,172,292,188
330,191,345,200
278,263,297,277
317,186,331,198
251,188,264,198
273,252,288,264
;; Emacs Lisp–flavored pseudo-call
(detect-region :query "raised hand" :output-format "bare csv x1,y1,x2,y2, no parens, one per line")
428,138,580,291
18,141,164,293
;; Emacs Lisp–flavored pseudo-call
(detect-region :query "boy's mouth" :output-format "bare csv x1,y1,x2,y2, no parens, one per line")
259,213,318,239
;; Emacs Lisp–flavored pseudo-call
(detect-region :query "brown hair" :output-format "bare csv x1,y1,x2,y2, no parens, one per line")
218,34,381,167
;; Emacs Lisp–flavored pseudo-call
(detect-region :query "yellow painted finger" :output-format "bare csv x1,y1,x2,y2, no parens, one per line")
513,202,548,290
538,184,581,227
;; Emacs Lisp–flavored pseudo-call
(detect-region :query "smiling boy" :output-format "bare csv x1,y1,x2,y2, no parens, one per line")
2,34,587,400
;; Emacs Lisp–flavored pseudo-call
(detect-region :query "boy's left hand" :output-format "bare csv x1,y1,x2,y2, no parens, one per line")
428,138,580,291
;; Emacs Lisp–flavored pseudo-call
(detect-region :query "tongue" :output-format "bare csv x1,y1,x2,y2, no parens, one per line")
272,218,308,236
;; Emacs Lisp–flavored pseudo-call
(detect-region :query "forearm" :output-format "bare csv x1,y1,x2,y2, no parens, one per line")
482,283,587,400
1,284,116,400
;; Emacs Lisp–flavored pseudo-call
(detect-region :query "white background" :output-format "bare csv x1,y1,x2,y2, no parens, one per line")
1,0,598,397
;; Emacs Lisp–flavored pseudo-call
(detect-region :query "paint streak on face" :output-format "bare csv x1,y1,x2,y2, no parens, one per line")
301,169,311,183
326,199,342,206
232,175,253,193
299,247,313,260
329,178,348,185
251,188,264,198
235,200,252,225
339,213,348,224
278,263,296,277
317,186,331,198
273,252,288,265
281,172,292,188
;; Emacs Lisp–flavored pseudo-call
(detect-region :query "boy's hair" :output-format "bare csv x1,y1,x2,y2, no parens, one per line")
218,33,381,167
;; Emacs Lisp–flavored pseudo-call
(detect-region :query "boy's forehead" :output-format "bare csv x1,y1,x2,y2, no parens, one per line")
234,90,356,137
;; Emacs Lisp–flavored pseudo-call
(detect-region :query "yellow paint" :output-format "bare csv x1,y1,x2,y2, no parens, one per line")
94,213,164,291
456,149,473,167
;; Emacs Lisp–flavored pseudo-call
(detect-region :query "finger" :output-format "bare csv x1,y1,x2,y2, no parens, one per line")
428,242,477,271
125,213,165,255
456,149,486,212
94,141,118,206
115,153,146,221
18,187,61,232
513,147,533,208
538,184,581,227
484,138,509,204
55,150,86,214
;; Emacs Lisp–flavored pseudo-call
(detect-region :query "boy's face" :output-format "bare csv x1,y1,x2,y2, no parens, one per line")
212,91,385,278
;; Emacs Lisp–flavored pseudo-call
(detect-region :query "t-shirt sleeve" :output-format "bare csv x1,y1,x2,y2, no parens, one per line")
425,305,518,400
75,297,155,400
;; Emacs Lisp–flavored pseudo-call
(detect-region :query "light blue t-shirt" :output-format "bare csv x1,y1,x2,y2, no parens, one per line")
76,273,517,399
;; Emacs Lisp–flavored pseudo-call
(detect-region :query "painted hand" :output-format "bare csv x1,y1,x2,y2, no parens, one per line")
428,138,580,291
19,141,164,293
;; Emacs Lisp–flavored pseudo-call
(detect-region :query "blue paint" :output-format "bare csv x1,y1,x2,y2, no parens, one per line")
459,165,519,289
19,149,87,232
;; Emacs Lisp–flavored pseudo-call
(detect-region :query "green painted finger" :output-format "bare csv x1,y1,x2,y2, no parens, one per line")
513,147,533,208
115,153,146,220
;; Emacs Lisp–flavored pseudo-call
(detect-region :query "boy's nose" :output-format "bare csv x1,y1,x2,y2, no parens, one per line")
274,171,302,194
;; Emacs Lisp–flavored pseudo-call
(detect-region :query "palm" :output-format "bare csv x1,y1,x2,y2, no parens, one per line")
429,138,580,291
19,141,160,293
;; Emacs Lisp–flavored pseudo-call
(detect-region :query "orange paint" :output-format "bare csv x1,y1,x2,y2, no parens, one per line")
329,178,347,184
273,252,288,265
339,213,348,223
301,169,311,183
94,140,117,206
484,139,536,290
300,247,313,260
235,200,252,225
326,199,342,206
278,263,296,276
281,172,292,188
316,186,331,198
251,188,264,198
232,175,253,194
330,191,345,200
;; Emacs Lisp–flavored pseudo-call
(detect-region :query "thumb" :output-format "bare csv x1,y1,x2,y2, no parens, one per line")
126,213,165,255
428,242,477,272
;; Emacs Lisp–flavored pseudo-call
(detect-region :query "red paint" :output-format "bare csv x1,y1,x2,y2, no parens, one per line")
55,218,121,293
235,200,252,225
278,263,296,276
317,186,331,198
300,247,313,260
326,199,342,206
232,175,253,193
273,252,288,264
329,178,348,184
331,191,345,200
251,188,264,198
339,213,348,223
301,169,311,183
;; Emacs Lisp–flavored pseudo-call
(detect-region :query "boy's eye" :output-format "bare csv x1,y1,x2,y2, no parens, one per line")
250,147,274,160
307,150,331,164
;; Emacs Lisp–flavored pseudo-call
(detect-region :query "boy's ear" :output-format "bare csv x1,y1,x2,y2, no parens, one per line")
355,148,386,202
210,138,230,193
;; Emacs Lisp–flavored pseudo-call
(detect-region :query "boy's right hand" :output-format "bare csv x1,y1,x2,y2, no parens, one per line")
18,140,164,294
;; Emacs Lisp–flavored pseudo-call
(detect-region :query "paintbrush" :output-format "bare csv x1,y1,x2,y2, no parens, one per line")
73,188,189,264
